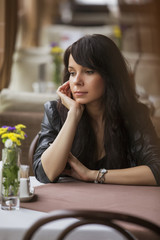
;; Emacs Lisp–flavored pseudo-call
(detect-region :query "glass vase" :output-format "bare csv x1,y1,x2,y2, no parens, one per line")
1,147,21,210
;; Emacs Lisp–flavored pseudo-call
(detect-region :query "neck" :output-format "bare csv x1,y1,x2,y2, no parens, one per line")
86,101,104,123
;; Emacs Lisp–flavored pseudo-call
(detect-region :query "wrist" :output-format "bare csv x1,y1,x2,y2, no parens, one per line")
88,170,98,182
68,106,83,122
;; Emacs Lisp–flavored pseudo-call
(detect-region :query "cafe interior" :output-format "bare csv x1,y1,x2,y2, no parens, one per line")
0,0,160,239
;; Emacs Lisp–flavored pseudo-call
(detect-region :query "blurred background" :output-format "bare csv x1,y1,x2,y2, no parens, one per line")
0,0,160,172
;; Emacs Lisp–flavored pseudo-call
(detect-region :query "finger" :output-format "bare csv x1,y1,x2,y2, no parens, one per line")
57,82,71,97
58,81,70,91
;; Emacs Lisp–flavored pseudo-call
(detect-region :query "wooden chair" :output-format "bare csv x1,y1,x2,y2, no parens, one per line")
28,132,40,174
22,209,160,240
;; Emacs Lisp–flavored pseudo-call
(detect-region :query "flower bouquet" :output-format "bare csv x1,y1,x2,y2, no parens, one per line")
0,124,27,210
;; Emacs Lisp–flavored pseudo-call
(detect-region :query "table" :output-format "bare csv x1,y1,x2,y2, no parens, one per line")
0,177,124,240
0,177,160,240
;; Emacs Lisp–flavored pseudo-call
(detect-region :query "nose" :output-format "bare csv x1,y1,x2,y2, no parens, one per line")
73,73,84,85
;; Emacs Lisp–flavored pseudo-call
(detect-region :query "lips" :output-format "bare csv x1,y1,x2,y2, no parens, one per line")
74,91,88,96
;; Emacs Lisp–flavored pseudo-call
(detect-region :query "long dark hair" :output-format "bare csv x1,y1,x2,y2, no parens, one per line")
58,34,140,169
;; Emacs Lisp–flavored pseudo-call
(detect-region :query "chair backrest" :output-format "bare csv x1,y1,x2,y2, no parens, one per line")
22,209,160,240
28,132,40,172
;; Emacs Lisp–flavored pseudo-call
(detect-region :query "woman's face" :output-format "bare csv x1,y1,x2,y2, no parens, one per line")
68,54,105,106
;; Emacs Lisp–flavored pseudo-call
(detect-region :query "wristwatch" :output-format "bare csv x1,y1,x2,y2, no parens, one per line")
94,168,108,184
99,168,108,183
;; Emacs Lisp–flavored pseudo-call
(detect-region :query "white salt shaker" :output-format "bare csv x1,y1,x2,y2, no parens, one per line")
20,165,30,198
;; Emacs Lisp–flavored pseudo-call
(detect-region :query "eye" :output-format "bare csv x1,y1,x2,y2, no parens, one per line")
85,70,95,75
69,71,76,77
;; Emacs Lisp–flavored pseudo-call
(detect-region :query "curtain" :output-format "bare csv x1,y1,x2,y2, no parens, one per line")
0,0,18,91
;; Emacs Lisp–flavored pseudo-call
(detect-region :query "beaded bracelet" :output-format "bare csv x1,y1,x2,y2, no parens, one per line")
94,168,108,184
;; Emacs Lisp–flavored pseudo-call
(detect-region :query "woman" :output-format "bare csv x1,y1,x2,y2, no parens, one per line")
33,34,160,185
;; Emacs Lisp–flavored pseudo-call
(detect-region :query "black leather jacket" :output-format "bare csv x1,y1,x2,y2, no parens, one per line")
33,101,160,185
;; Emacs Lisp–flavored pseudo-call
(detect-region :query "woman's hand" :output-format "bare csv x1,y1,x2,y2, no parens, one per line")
57,80,72,97
63,153,95,182
57,81,74,109
57,81,84,121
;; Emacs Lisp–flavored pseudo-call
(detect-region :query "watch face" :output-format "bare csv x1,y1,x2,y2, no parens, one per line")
101,169,107,174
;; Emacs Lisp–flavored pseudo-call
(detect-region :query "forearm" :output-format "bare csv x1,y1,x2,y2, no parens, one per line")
90,166,157,186
41,110,79,181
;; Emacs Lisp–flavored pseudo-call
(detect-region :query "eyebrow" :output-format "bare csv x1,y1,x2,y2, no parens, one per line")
68,66,74,70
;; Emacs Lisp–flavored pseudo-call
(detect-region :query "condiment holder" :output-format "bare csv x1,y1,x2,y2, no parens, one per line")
20,165,31,198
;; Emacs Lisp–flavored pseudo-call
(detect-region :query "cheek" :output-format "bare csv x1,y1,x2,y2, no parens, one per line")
92,78,105,93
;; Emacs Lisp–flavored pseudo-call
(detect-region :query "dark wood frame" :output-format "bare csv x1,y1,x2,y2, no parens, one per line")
22,209,160,240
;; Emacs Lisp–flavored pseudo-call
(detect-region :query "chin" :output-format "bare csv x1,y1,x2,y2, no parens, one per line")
75,99,87,105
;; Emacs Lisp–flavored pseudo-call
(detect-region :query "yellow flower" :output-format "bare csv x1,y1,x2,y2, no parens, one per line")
12,133,24,139
9,134,17,142
0,124,27,148
8,134,21,146
15,139,21,146
15,124,26,130
0,128,7,135
51,46,63,54
113,25,122,38
1,133,9,138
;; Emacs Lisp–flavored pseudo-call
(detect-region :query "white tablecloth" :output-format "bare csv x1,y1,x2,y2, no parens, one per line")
0,177,124,240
